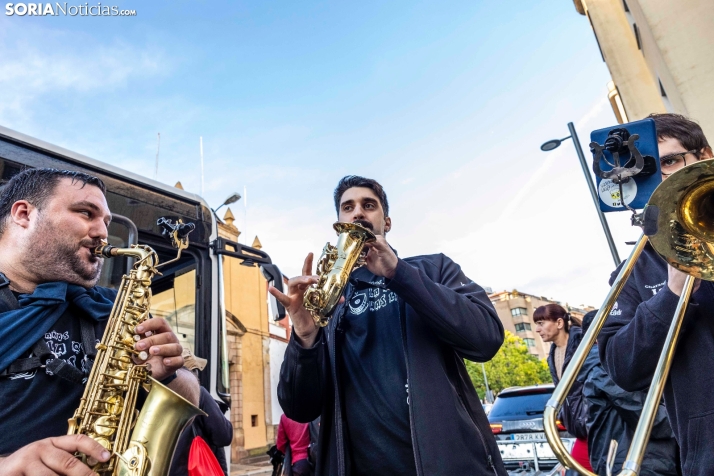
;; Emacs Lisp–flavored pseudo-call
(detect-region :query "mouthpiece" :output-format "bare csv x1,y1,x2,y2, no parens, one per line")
94,244,118,258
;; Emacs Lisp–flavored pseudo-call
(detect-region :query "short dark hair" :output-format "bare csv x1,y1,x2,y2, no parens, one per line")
0,168,106,236
333,175,389,217
533,303,570,333
648,113,710,155
581,310,598,334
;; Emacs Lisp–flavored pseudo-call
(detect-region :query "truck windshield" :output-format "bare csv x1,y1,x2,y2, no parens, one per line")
149,255,198,353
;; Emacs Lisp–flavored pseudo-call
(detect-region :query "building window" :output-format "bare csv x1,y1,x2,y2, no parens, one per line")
515,323,532,332
524,338,536,347
633,23,642,50
623,0,629,12
659,79,668,97
251,415,258,427
511,307,528,317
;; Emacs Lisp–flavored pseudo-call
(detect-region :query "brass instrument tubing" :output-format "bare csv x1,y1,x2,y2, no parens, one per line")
544,234,648,476
618,274,694,476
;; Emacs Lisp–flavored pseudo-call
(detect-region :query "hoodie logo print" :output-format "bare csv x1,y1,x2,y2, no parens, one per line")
349,292,369,315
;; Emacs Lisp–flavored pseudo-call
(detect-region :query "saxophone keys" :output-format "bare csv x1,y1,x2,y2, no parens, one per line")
93,415,118,436
138,351,148,361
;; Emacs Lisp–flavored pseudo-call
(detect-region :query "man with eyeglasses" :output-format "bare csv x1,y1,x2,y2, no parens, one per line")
598,113,713,475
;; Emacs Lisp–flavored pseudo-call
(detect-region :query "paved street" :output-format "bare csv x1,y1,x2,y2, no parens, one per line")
230,462,273,476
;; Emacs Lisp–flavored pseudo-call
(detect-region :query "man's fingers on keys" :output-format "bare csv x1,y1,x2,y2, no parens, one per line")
41,435,110,475
135,317,172,336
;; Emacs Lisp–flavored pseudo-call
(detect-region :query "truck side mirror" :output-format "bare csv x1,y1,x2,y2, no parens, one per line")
260,264,287,321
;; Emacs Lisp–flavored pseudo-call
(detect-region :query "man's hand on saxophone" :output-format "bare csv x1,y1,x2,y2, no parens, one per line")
363,235,398,280
134,317,200,406
0,434,110,476
134,317,185,381
269,252,321,348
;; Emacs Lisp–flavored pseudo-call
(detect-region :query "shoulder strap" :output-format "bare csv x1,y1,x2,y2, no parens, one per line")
0,273,19,312
46,318,97,384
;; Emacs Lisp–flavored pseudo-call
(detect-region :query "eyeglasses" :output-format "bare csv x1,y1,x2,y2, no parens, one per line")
661,150,699,176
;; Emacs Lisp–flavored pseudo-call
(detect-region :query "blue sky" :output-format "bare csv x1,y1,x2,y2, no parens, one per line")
0,1,641,307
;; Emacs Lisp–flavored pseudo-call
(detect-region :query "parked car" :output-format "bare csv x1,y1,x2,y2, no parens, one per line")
488,384,574,472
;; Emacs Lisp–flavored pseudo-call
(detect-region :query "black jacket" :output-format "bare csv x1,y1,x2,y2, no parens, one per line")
170,386,234,476
278,254,507,476
547,325,588,439
598,243,711,475
577,345,679,476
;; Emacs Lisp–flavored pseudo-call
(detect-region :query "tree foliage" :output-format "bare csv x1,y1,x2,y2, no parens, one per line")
465,330,552,400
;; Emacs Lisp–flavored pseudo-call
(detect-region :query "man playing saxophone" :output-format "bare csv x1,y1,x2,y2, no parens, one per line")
0,169,199,476
598,114,714,476
270,175,507,476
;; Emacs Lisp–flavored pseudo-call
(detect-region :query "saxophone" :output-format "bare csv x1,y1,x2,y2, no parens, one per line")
303,222,375,326
67,220,204,476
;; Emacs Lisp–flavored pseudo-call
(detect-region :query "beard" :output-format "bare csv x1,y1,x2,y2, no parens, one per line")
24,219,104,288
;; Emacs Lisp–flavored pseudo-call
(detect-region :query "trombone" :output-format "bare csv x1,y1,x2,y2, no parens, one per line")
544,159,714,476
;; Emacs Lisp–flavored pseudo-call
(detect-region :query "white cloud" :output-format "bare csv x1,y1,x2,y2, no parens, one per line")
0,20,168,129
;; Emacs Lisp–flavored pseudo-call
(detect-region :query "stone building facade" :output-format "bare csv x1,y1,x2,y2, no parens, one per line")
217,208,289,462
572,0,714,134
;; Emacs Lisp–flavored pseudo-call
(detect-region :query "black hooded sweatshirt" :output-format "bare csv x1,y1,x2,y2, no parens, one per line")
278,254,507,476
599,242,712,476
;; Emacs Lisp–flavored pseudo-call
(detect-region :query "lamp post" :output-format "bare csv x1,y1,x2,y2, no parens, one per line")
213,192,242,214
481,363,494,404
541,122,621,267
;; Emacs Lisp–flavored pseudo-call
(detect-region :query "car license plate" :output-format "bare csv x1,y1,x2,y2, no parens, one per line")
497,441,557,461
513,432,545,441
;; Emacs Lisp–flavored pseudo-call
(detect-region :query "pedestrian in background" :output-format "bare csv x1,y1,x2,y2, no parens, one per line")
534,303,592,472
277,413,312,476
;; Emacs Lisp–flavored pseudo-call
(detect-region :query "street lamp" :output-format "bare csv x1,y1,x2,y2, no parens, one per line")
213,192,242,214
481,363,494,404
541,122,621,267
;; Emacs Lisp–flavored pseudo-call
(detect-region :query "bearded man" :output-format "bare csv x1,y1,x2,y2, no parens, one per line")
0,168,198,476
271,175,506,476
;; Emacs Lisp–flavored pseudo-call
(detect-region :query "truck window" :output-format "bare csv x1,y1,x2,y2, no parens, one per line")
150,255,198,354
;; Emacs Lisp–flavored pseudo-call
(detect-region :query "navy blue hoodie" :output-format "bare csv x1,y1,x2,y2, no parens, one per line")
278,254,507,476
598,242,712,475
